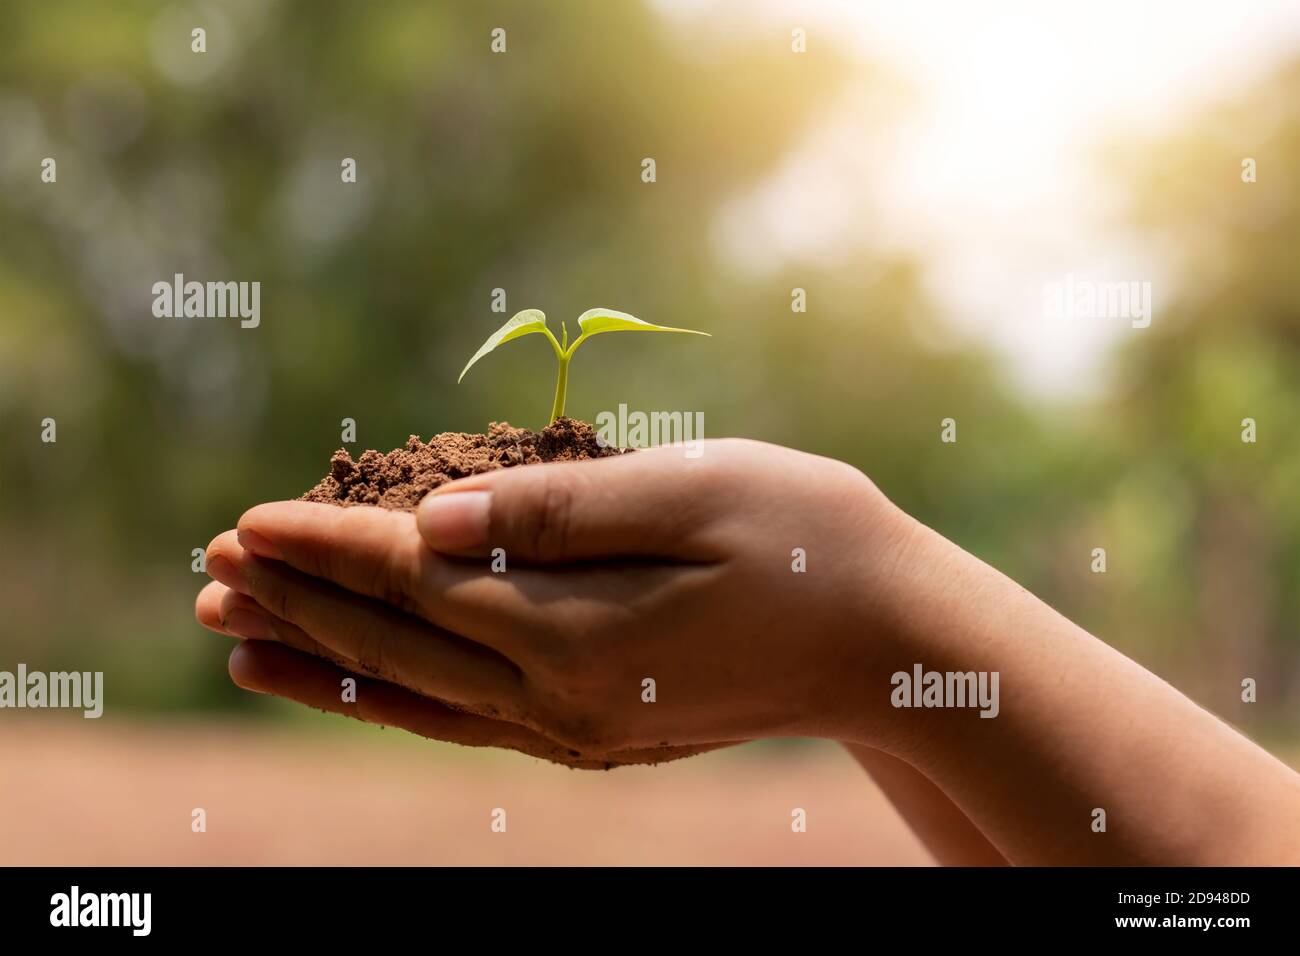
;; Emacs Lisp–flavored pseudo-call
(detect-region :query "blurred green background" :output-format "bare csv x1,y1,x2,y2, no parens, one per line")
0,0,1296,750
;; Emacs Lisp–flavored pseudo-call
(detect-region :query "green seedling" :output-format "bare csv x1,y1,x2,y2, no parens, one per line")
458,308,709,424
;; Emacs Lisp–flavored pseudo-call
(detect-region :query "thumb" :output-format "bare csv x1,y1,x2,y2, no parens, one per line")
416,448,720,564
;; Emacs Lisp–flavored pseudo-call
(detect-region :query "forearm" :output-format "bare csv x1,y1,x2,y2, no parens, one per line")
848,515,1300,865
843,743,1007,866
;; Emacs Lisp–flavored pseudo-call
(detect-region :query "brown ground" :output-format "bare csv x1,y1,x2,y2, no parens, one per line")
0,718,933,866
302,418,622,510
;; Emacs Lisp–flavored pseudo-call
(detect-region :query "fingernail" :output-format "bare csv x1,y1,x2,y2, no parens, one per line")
223,606,274,641
227,645,269,694
230,672,268,695
236,528,283,561
206,555,250,595
418,490,491,552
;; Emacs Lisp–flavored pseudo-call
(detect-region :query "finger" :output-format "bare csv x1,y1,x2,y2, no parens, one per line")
196,580,234,635
209,538,532,725
230,642,618,769
202,533,352,662
229,642,732,769
416,445,728,563
236,504,426,614
205,529,252,597
199,571,363,674
200,573,362,671
232,500,709,665
232,501,561,655
214,587,357,668
195,572,345,671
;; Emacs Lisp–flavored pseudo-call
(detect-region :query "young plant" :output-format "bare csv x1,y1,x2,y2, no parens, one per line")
458,308,709,424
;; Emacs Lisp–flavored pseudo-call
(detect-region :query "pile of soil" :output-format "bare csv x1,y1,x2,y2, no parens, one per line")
301,417,623,511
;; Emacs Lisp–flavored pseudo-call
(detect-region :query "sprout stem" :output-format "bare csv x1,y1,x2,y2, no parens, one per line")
549,352,570,423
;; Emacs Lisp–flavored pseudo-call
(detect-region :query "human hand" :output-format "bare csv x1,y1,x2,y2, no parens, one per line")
197,576,726,770
200,439,918,757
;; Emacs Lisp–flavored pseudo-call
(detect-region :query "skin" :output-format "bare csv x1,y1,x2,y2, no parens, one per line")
198,439,1300,865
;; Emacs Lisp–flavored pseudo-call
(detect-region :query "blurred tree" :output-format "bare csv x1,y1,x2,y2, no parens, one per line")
0,2,1294,744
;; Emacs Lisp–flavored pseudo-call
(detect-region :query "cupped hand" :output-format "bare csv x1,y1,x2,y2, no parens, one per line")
199,438,917,758
196,577,725,770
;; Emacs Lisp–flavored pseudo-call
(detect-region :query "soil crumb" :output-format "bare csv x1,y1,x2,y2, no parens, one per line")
301,417,623,511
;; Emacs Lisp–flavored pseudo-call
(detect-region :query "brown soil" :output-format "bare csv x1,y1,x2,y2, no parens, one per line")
301,417,623,511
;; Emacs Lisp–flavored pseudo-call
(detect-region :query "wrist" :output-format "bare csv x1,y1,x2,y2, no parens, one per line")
817,477,937,750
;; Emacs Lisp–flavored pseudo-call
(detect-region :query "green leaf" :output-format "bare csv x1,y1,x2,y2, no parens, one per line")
575,308,711,341
458,309,553,383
